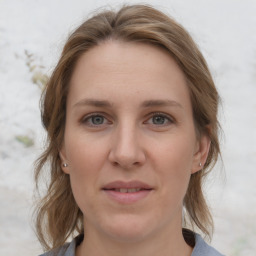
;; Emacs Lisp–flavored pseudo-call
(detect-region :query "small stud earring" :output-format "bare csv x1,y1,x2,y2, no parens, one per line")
199,162,202,167
63,163,68,167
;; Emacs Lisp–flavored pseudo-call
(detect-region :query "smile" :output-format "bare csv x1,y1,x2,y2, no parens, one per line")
102,180,153,204
105,188,145,193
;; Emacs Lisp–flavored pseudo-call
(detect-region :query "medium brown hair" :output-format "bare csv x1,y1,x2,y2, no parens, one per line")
34,4,221,251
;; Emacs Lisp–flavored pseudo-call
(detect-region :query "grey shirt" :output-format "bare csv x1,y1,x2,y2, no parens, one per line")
40,233,224,256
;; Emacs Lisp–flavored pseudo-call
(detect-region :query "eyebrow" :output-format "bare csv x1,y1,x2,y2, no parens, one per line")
73,98,183,109
141,99,183,109
73,99,113,108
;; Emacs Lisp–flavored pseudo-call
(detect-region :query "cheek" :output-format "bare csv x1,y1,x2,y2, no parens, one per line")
64,132,108,205
152,133,196,173
65,129,108,173
151,135,195,199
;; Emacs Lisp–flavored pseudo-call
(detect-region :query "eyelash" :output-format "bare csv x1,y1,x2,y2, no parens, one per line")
81,112,111,127
146,112,175,126
80,112,175,128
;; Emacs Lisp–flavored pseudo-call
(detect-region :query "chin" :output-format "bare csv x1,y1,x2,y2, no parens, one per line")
101,214,153,243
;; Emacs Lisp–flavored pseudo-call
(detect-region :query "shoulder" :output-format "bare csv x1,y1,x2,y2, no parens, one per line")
192,233,224,256
39,235,82,256
39,242,73,256
39,233,223,256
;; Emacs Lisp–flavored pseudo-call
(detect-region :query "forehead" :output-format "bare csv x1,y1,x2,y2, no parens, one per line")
71,40,185,82
68,40,191,110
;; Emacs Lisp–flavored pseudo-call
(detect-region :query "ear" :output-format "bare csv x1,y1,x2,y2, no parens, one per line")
59,146,70,174
191,133,211,174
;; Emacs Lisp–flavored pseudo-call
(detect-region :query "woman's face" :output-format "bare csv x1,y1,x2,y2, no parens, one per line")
61,41,210,242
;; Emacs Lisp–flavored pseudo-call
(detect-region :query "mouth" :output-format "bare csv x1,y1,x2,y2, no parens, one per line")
104,188,150,193
102,181,153,204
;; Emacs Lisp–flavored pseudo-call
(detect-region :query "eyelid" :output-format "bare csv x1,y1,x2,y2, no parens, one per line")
79,111,175,127
144,112,175,125
80,112,112,127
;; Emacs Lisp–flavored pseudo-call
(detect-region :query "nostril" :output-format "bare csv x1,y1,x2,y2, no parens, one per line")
112,162,119,166
108,143,146,169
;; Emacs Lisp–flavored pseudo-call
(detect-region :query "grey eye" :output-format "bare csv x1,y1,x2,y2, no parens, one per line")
152,115,167,125
91,116,105,125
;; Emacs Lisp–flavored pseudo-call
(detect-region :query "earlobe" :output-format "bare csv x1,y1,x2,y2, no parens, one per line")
191,134,211,174
59,148,70,174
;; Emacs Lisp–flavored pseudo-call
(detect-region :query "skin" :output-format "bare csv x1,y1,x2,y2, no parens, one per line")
60,41,210,256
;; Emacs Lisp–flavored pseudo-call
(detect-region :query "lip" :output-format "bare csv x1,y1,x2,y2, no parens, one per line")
102,180,153,204
103,180,153,190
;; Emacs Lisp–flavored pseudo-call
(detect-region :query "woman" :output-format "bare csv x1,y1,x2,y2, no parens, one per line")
35,4,223,256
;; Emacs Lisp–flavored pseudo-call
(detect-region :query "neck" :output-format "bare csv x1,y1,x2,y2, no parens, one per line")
76,224,193,256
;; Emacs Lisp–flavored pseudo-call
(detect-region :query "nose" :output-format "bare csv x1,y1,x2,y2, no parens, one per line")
108,124,146,169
